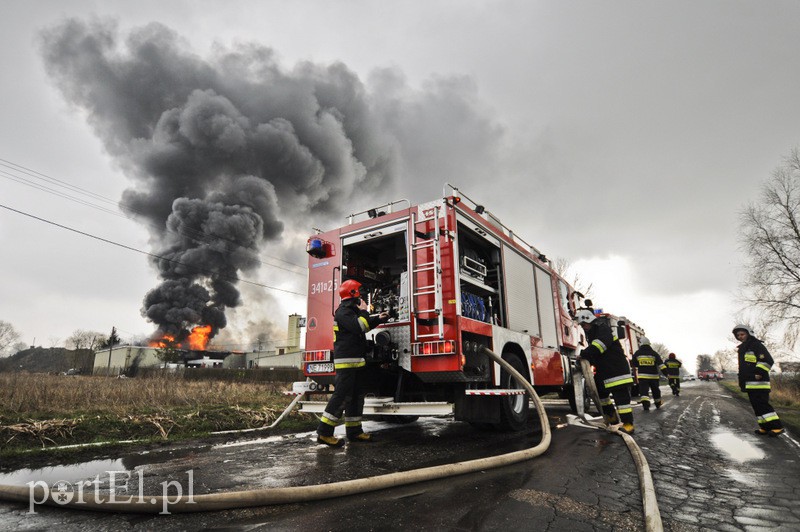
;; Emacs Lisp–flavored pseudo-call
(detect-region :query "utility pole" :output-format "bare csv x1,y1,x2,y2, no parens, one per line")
106,326,116,376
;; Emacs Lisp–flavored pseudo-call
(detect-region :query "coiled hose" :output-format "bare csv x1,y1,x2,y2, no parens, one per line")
0,348,550,514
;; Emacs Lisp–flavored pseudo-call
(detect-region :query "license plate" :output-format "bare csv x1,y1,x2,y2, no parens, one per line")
307,363,334,373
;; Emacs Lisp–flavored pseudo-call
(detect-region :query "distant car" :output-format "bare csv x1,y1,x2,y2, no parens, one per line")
64,368,82,375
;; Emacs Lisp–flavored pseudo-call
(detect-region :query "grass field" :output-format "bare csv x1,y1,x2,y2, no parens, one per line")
0,372,316,462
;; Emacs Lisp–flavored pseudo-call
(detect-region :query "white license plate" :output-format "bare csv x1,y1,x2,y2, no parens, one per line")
307,363,334,373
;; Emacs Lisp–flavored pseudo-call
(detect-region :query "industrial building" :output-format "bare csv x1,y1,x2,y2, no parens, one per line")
93,314,305,374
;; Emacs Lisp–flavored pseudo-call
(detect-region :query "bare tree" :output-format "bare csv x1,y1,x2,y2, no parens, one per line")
552,257,593,300
65,329,105,350
740,147,800,346
696,354,714,371
651,342,671,359
712,348,737,373
0,320,21,357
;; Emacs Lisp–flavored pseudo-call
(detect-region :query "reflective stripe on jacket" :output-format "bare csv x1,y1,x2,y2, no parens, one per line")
332,298,383,369
581,319,631,384
737,336,773,391
632,345,666,380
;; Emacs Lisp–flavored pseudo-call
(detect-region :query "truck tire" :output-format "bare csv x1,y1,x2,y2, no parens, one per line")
374,415,419,424
496,354,530,431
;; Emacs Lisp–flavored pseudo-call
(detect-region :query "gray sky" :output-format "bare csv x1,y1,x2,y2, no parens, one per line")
2,1,799,370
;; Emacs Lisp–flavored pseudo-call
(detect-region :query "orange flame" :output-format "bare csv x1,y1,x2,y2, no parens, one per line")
149,334,175,348
187,325,213,351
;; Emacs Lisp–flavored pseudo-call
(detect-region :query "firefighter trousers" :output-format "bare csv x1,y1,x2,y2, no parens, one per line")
747,390,783,430
317,366,367,438
596,375,634,426
638,379,662,403
668,377,680,395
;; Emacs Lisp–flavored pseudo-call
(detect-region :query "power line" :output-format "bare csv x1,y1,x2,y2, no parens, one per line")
0,202,308,297
0,158,308,275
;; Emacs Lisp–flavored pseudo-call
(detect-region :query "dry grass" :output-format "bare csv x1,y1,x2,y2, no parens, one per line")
0,372,290,417
770,374,800,406
2,418,81,448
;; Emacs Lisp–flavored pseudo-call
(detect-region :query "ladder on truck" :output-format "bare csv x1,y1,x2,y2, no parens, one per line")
410,204,444,341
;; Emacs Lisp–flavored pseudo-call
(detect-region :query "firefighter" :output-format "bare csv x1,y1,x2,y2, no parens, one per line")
631,337,667,411
576,309,635,434
664,353,682,396
316,279,389,447
733,324,784,436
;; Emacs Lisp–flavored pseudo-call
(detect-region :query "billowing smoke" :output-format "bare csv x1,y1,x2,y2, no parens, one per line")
39,18,506,342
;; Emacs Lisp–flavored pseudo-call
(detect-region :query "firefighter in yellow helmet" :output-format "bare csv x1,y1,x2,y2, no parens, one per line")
316,279,389,447
576,309,635,434
733,324,784,436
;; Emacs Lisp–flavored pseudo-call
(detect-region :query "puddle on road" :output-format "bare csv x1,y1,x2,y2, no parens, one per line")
0,446,210,488
0,459,128,486
710,430,765,463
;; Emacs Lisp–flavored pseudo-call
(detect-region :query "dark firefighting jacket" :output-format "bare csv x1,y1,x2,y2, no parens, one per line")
737,335,774,392
579,319,633,389
332,298,384,369
664,357,682,379
632,345,667,380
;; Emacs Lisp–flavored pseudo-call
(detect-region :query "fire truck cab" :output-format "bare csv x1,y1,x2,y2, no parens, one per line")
300,185,585,430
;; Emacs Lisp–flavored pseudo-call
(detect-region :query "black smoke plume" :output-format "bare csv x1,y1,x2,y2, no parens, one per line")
39,18,505,341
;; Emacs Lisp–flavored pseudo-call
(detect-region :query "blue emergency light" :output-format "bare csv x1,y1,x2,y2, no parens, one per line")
306,237,331,259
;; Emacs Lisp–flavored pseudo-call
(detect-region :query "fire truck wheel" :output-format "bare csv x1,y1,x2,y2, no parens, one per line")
496,354,530,431
374,415,419,424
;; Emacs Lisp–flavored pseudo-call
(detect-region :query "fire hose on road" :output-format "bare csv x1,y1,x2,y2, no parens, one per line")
0,348,550,514
0,349,661,531
576,358,663,532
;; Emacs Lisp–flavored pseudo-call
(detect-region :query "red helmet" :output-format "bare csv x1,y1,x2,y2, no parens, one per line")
668,353,676,359
338,279,362,299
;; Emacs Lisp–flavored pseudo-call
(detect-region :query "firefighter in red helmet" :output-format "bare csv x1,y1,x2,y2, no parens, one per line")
664,353,683,396
316,279,389,447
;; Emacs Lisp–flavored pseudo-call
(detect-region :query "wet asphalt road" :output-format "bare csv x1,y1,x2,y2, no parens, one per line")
1,380,799,531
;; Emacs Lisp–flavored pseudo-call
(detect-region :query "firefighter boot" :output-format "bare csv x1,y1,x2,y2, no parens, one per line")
754,428,768,436
348,432,374,443
641,398,650,411
654,399,663,410
317,435,345,447
768,428,785,437
603,412,619,425
619,423,635,435
602,404,618,425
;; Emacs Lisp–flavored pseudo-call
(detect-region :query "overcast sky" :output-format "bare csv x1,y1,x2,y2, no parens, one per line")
2,1,799,371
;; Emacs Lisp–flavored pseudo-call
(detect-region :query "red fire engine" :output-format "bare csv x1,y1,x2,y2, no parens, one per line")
698,370,722,381
299,185,590,430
